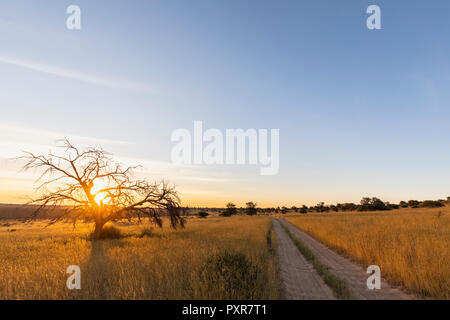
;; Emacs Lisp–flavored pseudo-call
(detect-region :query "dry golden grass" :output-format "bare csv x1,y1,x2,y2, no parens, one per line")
0,216,278,300
285,207,450,299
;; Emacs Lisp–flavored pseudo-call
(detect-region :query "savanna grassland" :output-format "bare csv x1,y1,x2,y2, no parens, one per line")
0,216,279,300
285,207,450,299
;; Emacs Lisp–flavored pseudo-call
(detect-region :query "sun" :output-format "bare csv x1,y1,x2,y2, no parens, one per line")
90,179,110,205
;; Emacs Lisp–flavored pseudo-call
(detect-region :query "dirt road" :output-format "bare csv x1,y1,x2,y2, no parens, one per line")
272,219,336,299
277,219,412,300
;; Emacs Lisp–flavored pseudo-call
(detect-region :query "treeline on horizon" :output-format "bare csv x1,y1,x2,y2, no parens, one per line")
0,197,448,220
189,197,450,216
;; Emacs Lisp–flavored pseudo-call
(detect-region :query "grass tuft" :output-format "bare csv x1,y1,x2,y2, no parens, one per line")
138,226,154,238
201,251,261,299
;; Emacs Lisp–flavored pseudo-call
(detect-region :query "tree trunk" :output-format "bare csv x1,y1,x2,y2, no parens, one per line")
92,219,105,240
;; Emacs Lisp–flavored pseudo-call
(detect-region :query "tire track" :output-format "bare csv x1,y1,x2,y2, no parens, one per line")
279,219,413,300
272,219,335,300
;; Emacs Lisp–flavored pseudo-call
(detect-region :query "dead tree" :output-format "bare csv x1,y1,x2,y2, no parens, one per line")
20,139,185,238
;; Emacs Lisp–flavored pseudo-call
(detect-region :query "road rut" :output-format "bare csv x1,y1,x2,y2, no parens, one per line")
278,219,412,300
273,219,335,300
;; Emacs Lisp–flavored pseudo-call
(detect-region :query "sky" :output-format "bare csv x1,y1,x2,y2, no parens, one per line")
1,0,450,207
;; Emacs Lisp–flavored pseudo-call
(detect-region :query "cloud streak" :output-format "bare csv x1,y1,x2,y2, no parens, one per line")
0,55,149,91
0,124,131,146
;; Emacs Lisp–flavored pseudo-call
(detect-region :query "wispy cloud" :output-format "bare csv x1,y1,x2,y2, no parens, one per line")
0,123,130,146
0,124,234,186
0,123,132,159
0,55,150,91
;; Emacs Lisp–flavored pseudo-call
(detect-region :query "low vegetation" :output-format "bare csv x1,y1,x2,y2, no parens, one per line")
89,224,122,240
197,211,209,218
201,251,262,299
0,216,278,299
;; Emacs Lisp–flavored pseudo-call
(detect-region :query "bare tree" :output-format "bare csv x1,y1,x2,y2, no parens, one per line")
20,139,185,238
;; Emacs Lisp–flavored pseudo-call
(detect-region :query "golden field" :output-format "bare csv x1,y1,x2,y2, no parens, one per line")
0,216,279,300
285,207,450,299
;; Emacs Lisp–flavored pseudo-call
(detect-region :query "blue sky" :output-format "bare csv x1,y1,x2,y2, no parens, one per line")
1,0,450,206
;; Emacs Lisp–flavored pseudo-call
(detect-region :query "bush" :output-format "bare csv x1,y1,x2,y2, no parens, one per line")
222,203,237,217
139,226,154,238
337,203,358,212
281,206,289,214
358,197,391,211
299,205,308,214
201,251,261,299
420,200,444,208
399,201,408,208
387,203,400,210
408,200,421,208
91,225,122,240
198,211,209,218
245,202,257,216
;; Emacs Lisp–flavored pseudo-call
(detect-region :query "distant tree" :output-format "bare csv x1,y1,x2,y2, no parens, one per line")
291,206,298,213
245,202,257,216
314,202,328,213
222,202,237,217
361,197,391,211
360,197,371,208
338,203,358,212
420,200,444,208
387,202,400,210
399,201,408,208
300,205,308,214
407,200,421,208
359,197,390,211
281,206,289,214
20,139,185,239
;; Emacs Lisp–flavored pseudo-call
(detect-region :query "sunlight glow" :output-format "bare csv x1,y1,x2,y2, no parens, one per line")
90,179,110,205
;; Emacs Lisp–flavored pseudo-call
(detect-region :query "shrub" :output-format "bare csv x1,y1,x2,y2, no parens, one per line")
408,200,421,208
245,202,257,216
281,206,289,214
358,197,391,211
139,226,154,238
201,251,261,299
420,200,444,208
198,211,209,218
399,201,408,208
91,225,122,240
222,203,237,217
387,203,400,210
337,203,358,212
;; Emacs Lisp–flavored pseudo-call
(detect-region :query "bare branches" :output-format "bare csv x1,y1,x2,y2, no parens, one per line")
21,138,185,234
